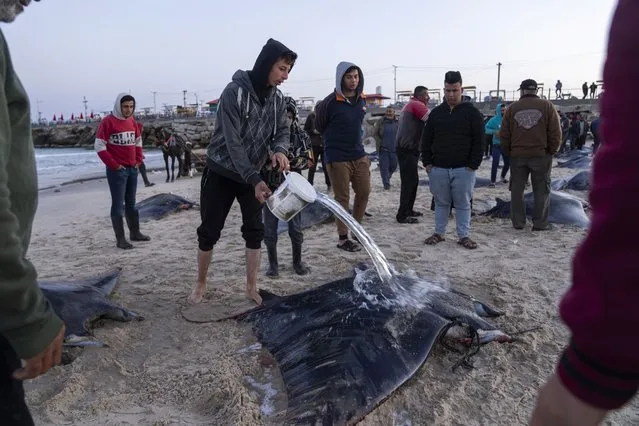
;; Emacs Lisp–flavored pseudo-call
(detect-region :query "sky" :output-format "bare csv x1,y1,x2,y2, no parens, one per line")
1,0,618,121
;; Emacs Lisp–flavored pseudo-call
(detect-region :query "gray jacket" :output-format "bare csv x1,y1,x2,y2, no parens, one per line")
207,70,289,186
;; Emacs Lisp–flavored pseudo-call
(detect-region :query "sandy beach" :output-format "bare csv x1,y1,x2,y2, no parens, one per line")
23,159,637,425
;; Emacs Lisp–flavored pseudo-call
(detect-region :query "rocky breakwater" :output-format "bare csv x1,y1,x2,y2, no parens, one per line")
31,117,217,148
32,124,97,147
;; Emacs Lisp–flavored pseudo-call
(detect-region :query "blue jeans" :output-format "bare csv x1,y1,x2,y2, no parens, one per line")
263,204,303,246
378,150,397,188
106,166,138,218
428,166,476,239
491,144,510,183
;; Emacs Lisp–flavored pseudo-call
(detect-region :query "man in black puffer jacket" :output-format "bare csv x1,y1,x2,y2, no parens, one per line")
421,71,484,250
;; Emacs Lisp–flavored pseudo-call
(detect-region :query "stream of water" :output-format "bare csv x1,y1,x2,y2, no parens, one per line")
315,192,393,282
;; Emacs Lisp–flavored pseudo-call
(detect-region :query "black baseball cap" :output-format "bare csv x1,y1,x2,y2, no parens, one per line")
519,79,538,90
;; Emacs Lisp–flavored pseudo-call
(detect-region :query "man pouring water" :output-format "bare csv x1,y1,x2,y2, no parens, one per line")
189,38,296,306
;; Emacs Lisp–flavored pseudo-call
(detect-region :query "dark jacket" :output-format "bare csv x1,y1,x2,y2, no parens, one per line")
206,38,293,186
304,111,323,147
420,100,484,170
557,0,639,410
315,61,367,164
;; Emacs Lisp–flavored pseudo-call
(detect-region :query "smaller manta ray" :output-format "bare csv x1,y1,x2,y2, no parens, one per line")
551,170,591,191
136,193,197,222
557,156,592,169
480,190,590,228
277,201,334,234
38,268,143,347
231,266,514,425
555,148,591,162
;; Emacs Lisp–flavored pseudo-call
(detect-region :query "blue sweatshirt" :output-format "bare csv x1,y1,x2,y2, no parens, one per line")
484,103,504,145
314,61,367,164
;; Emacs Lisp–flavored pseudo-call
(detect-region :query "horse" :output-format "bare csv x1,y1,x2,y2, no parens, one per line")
155,128,190,182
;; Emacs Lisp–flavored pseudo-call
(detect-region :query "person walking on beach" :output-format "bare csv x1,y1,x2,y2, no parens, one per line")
500,79,561,231
262,97,313,278
373,106,399,190
188,38,295,306
304,108,331,190
421,71,484,250
95,93,151,249
315,62,370,253
590,81,598,99
484,103,510,187
395,85,430,224
0,1,66,424
531,2,639,423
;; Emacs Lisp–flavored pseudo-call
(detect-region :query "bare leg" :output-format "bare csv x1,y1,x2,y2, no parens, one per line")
245,248,262,305
188,249,213,304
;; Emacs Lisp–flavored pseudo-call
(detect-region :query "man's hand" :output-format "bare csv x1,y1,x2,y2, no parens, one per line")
425,165,433,173
116,165,124,171
272,152,290,172
254,181,272,204
13,324,65,381
530,372,608,426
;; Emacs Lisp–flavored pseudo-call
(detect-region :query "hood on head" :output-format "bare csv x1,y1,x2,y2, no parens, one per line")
335,61,364,98
249,38,296,92
113,92,135,120
495,103,504,118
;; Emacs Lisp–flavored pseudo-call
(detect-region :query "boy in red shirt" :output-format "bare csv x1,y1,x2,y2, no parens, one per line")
95,93,150,249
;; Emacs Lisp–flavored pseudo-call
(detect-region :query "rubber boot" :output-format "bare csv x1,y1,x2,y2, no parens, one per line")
111,216,133,249
125,210,151,242
292,242,310,276
265,242,279,278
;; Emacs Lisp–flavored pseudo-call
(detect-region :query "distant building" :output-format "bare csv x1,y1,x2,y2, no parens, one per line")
364,93,390,107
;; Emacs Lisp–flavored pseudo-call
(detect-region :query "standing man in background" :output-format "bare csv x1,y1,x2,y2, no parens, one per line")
304,108,330,190
0,1,66,424
421,71,483,249
395,85,430,224
315,62,370,253
500,79,561,231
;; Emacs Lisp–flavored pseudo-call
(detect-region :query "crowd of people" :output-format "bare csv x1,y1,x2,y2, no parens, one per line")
1,0,638,424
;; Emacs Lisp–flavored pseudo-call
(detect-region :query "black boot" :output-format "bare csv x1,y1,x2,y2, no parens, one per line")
111,216,133,249
265,243,279,278
292,242,310,276
125,210,150,242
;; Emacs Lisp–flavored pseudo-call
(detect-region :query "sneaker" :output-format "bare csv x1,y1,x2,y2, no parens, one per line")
489,183,496,188
501,178,509,184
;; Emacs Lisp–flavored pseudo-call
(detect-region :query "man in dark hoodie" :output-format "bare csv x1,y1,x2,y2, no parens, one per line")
0,1,66,425
421,71,484,250
315,62,369,252
189,38,295,306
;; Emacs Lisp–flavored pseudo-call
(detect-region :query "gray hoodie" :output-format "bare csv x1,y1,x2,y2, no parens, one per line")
206,71,290,186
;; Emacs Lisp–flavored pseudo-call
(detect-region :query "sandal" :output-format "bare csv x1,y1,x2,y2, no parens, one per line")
424,233,445,245
337,239,361,252
458,237,478,250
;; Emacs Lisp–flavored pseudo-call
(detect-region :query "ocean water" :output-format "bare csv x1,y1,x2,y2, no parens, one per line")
35,147,169,189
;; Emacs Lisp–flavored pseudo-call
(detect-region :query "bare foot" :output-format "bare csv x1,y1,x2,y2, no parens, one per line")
188,284,206,305
247,290,263,305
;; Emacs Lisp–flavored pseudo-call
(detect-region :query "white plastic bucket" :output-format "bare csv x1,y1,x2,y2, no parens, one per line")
266,171,317,222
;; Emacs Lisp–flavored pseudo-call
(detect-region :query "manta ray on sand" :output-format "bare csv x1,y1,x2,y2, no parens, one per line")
38,268,143,348
214,265,526,425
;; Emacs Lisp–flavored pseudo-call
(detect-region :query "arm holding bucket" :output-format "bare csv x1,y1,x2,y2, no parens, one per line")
219,88,263,187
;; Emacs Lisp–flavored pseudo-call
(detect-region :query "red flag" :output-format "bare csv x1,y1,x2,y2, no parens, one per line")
52,114,57,121
71,113,75,120
80,113,84,119
60,113,64,120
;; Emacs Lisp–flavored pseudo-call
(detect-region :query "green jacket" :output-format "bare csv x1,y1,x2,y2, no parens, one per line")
0,30,63,359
